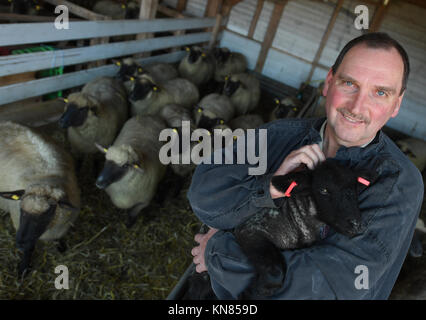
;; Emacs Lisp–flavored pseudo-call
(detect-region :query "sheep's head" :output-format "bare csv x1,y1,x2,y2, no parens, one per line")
223,75,243,97
194,105,225,131
271,160,376,238
10,0,41,15
129,76,159,102
124,2,139,19
58,93,101,128
95,143,144,189
273,97,302,119
213,47,231,64
0,185,78,252
186,46,206,64
115,58,143,81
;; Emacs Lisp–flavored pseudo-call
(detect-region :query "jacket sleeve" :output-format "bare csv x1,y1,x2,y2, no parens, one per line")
187,126,281,230
204,157,424,299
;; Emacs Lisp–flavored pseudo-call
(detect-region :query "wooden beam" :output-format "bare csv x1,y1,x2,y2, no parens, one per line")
306,0,343,82
0,13,81,22
205,0,223,17
0,51,187,106
157,4,186,18
176,0,188,12
135,0,159,58
0,32,212,77
254,0,287,73
208,14,223,49
369,0,390,32
0,18,216,47
248,0,264,39
43,0,107,20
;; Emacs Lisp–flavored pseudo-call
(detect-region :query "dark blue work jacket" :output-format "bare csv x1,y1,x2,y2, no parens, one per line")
187,117,424,299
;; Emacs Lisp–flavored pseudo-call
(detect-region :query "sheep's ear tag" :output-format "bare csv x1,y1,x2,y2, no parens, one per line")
172,128,178,133
116,61,121,66
224,75,229,81
11,194,20,200
35,5,40,10
284,181,298,197
137,67,143,73
197,108,202,113
133,164,139,169
0,190,25,200
357,177,370,186
121,4,126,9
185,47,190,52
129,76,135,81
293,107,298,111
275,98,280,105
201,53,206,57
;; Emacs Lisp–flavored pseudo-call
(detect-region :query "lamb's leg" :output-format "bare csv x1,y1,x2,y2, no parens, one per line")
126,202,147,228
236,232,287,299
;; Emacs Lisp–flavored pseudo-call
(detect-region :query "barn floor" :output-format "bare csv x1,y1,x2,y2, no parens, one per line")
0,93,425,300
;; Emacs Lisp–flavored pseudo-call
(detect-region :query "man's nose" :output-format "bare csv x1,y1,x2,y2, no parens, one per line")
348,89,368,114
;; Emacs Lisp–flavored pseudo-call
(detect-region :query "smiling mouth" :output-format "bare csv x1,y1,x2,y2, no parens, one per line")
339,110,365,124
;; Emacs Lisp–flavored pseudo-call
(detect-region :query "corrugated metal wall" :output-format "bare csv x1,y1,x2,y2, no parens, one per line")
221,0,425,139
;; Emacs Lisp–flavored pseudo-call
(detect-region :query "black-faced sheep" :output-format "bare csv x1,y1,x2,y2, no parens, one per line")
129,75,199,116
10,0,42,15
92,0,139,19
223,73,260,115
115,58,178,94
269,96,303,121
95,115,167,227
193,93,235,131
178,46,215,87
0,121,80,276
58,77,128,157
212,47,247,82
228,114,264,131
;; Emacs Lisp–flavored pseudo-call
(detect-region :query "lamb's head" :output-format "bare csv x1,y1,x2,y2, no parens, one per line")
95,143,144,189
10,0,41,15
58,93,101,128
223,75,243,96
213,47,231,64
128,75,160,102
194,104,225,131
271,160,376,238
124,2,139,19
185,46,206,64
115,58,143,82
273,97,302,119
0,185,78,252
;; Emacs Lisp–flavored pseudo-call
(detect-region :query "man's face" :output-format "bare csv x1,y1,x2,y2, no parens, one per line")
322,44,405,148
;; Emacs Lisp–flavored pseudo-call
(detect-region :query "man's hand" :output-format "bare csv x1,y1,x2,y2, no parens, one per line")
191,227,218,273
270,144,326,199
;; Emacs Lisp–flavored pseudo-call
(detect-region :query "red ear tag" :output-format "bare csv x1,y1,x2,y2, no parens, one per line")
284,181,298,197
357,177,370,186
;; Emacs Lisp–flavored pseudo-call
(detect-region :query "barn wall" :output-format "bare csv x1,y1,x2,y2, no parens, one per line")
221,0,426,140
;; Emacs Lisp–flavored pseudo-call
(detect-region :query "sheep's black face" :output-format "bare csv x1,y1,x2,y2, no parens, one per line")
129,81,155,101
214,49,231,64
59,104,88,128
11,0,33,14
223,80,241,97
96,160,128,189
188,49,202,64
117,63,137,81
197,115,223,131
311,161,365,237
125,7,139,19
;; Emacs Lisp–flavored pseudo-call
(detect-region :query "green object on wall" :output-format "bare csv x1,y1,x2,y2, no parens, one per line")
12,45,64,100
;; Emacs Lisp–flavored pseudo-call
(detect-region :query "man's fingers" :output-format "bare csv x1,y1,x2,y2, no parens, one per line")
195,263,207,273
191,247,200,256
194,233,203,243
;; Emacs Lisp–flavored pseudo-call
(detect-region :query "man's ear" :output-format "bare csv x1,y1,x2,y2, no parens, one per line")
391,90,405,118
271,171,312,197
322,69,334,97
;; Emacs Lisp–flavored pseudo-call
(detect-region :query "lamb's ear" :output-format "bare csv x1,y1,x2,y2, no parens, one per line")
0,190,26,201
95,142,108,154
356,167,379,194
271,171,312,197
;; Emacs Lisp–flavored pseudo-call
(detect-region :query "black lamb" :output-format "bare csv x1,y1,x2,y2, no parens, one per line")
185,159,376,300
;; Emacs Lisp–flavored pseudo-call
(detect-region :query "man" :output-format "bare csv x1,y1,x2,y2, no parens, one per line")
187,32,424,299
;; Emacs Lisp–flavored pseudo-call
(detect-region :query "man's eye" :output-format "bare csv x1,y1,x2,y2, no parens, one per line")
345,80,353,86
377,90,386,96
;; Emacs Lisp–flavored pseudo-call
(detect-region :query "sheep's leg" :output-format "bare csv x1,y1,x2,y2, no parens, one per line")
17,246,34,278
236,233,287,299
126,202,147,228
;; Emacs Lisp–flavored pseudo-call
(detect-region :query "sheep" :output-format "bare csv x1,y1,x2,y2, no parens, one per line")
269,96,303,121
115,58,178,94
185,159,375,299
159,104,197,177
222,72,260,115
0,121,80,276
178,46,215,87
129,75,199,116
95,115,167,227
193,93,235,131
92,0,139,19
228,114,264,131
10,0,42,15
58,76,128,157
212,47,247,82
395,137,426,173
396,137,426,258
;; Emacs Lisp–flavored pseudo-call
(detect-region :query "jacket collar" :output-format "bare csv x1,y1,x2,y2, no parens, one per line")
302,117,385,162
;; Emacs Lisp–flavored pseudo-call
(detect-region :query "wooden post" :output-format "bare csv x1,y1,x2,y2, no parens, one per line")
306,0,343,83
43,0,107,20
135,0,159,58
176,0,188,12
254,0,287,73
205,0,223,17
248,0,264,39
208,14,223,49
369,0,390,32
